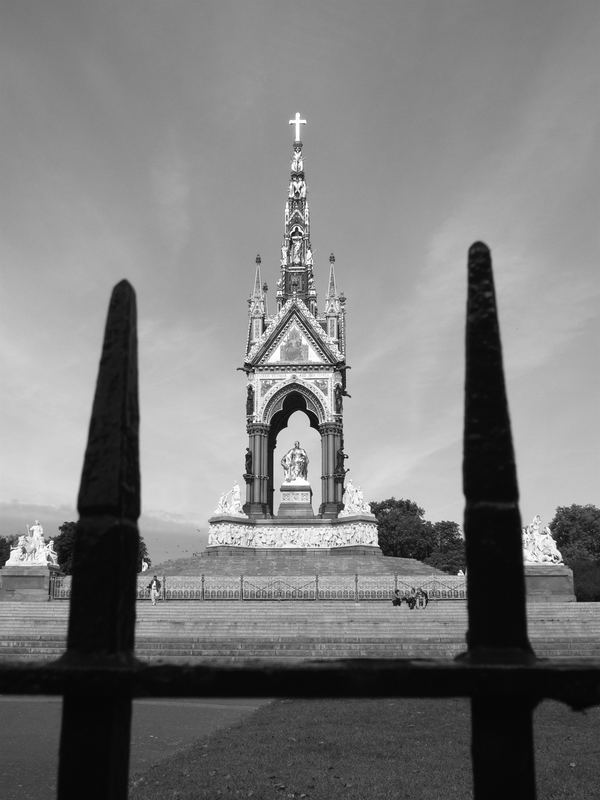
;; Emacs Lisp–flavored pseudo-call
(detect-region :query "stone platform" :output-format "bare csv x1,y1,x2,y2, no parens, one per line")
0,565,59,602
525,564,575,602
207,513,379,550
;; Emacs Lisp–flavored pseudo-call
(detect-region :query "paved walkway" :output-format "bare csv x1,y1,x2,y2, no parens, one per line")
0,696,270,800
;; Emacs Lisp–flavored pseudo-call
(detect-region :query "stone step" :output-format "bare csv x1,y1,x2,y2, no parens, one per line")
3,641,599,661
2,603,597,617
1,601,598,661
160,553,440,577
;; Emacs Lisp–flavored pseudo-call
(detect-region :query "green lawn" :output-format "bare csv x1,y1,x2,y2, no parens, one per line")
130,697,599,800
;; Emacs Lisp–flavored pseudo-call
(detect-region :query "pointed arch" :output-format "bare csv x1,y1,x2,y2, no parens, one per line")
263,381,326,430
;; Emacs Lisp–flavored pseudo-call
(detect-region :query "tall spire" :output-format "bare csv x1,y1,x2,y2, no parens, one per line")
325,252,339,312
248,254,266,344
325,252,341,340
249,254,264,314
276,114,317,315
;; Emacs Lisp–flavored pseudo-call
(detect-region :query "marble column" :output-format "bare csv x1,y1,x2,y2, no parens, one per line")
319,421,343,517
244,423,271,517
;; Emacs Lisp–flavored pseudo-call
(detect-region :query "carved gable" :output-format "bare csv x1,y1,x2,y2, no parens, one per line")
246,298,342,367
265,321,327,365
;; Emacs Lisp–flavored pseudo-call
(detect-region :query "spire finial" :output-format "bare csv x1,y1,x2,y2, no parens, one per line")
289,112,307,142
326,253,340,307
249,255,266,319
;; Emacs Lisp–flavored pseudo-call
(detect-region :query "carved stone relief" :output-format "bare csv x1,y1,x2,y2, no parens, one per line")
207,521,379,548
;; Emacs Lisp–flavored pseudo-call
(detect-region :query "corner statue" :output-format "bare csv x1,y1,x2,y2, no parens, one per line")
6,520,58,567
281,441,309,483
522,514,563,565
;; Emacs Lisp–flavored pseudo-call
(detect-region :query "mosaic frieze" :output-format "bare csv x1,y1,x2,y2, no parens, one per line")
260,379,280,396
281,328,309,361
311,378,329,396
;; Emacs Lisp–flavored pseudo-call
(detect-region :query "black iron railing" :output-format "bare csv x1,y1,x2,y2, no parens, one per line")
0,243,598,799
49,572,467,601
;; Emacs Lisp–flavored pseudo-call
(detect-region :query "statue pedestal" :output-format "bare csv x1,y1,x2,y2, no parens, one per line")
525,564,575,602
0,565,60,602
277,482,314,518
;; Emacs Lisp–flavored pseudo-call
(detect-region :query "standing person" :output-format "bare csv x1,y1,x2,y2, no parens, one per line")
406,588,417,610
148,575,161,606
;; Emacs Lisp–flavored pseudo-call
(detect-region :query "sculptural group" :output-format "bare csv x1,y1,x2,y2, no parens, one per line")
339,479,373,516
6,521,58,567
214,483,246,517
522,514,563,564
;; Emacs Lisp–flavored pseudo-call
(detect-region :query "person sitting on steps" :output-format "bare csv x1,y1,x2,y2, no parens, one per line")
392,589,403,607
416,587,429,609
406,588,417,610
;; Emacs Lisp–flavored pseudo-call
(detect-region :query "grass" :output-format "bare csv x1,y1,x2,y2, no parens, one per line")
129,697,600,799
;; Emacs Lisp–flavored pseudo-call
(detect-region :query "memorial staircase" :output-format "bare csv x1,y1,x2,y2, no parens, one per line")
0,601,599,662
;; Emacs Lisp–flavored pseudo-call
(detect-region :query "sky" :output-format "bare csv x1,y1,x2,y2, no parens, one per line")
1,0,598,562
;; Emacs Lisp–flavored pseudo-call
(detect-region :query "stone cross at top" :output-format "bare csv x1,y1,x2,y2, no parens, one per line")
289,112,307,142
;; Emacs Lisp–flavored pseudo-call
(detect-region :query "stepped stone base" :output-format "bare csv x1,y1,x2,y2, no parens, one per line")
525,564,575,602
1,601,599,661
0,565,59,601
205,545,383,557
188,549,441,577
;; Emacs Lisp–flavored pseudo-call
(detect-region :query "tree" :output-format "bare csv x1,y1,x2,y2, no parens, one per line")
430,520,462,551
369,498,436,560
0,535,19,567
53,521,151,575
138,538,151,572
424,521,465,574
54,522,78,575
549,504,600,564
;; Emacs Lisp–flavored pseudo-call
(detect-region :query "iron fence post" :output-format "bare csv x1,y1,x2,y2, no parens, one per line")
57,281,140,800
461,242,536,799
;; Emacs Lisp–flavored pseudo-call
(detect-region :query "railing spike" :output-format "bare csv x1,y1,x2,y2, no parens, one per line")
58,280,140,800
462,243,537,800
462,241,532,659
77,278,140,519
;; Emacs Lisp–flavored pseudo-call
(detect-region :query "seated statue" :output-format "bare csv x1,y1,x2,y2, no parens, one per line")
281,441,309,483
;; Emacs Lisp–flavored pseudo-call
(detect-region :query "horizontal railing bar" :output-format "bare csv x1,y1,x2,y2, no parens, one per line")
1,659,598,708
